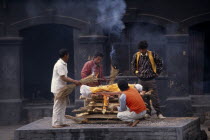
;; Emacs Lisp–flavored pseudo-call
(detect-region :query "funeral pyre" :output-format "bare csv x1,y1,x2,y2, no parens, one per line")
66,91,122,124
64,83,151,124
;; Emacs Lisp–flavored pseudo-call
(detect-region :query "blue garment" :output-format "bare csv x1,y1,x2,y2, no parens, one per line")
117,93,127,112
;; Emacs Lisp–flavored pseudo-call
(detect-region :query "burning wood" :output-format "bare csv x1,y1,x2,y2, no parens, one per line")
69,91,121,124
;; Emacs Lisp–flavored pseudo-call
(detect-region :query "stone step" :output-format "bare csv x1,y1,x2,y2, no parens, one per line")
15,117,201,140
192,105,210,114
190,95,210,105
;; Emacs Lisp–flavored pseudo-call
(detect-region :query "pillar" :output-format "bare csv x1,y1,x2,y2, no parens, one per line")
0,37,23,125
164,34,192,117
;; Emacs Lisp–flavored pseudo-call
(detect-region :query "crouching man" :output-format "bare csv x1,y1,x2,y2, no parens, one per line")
116,80,147,127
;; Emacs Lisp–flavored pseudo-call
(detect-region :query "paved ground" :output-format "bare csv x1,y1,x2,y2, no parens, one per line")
17,117,199,129
0,125,24,140
14,117,201,140
0,121,209,140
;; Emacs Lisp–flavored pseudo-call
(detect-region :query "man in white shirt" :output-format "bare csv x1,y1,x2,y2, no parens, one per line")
51,49,80,128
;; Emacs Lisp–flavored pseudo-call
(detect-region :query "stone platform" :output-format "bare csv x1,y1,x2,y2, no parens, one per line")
15,117,201,140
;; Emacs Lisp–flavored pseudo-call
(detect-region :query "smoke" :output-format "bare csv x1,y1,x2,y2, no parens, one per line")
129,23,166,47
96,0,126,35
24,0,126,35
110,45,120,69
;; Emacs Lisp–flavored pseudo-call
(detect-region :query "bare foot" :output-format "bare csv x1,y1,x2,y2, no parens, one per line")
131,120,140,127
61,124,70,127
52,125,64,128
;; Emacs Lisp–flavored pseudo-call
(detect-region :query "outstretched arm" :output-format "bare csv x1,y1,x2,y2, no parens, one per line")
60,75,81,85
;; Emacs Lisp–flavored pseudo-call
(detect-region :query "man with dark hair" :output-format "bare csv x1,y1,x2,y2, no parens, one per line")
94,52,104,58
131,40,165,119
116,80,146,127
81,52,106,86
51,49,80,128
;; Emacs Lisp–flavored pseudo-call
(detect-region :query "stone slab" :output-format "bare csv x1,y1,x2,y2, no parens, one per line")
15,117,201,140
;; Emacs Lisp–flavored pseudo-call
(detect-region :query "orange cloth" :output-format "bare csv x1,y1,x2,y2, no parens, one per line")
123,87,146,114
90,84,135,93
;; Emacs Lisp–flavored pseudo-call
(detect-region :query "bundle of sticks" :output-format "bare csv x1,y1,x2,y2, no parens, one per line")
55,75,98,100
109,65,119,84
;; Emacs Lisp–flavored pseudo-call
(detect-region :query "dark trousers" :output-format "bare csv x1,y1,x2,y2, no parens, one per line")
139,79,162,116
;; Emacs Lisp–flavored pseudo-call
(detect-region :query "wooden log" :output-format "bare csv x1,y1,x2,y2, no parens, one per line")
88,103,103,106
88,110,118,114
72,106,91,113
76,112,89,117
88,98,119,103
65,115,88,123
81,114,118,119
91,95,104,100
88,103,119,107
92,107,103,112
87,120,124,124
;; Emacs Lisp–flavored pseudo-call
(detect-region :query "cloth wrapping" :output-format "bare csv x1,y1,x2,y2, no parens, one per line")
80,83,143,97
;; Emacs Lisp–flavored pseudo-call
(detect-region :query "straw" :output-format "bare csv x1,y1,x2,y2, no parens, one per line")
55,75,98,100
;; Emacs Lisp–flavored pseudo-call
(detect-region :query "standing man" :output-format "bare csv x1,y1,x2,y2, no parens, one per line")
116,80,146,127
131,40,165,119
81,52,106,86
51,49,80,128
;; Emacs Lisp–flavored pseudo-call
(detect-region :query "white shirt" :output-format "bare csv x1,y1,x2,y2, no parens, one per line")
51,59,68,94
140,52,148,56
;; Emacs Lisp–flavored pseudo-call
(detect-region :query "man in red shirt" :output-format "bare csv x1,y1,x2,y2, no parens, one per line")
117,80,147,127
81,52,106,86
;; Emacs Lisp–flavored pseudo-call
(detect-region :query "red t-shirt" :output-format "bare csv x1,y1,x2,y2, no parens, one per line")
81,60,105,86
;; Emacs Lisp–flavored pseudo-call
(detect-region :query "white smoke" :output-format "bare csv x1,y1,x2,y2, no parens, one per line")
24,0,127,35
96,0,126,35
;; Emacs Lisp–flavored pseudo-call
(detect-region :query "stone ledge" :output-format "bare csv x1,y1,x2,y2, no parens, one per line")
0,37,23,44
79,35,107,44
15,117,201,140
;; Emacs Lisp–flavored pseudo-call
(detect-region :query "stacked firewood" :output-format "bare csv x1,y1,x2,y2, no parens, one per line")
65,92,122,124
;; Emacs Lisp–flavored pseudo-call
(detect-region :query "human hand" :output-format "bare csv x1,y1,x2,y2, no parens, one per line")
140,91,146,95
75,81,81,86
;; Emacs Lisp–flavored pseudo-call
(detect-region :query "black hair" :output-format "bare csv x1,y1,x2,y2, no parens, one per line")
138,40,148,49
94,52,104,58
59,49,69,58
117,80,129,91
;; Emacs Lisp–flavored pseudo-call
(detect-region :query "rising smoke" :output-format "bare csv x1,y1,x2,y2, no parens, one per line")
96,0,126,35
25,0,127,36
